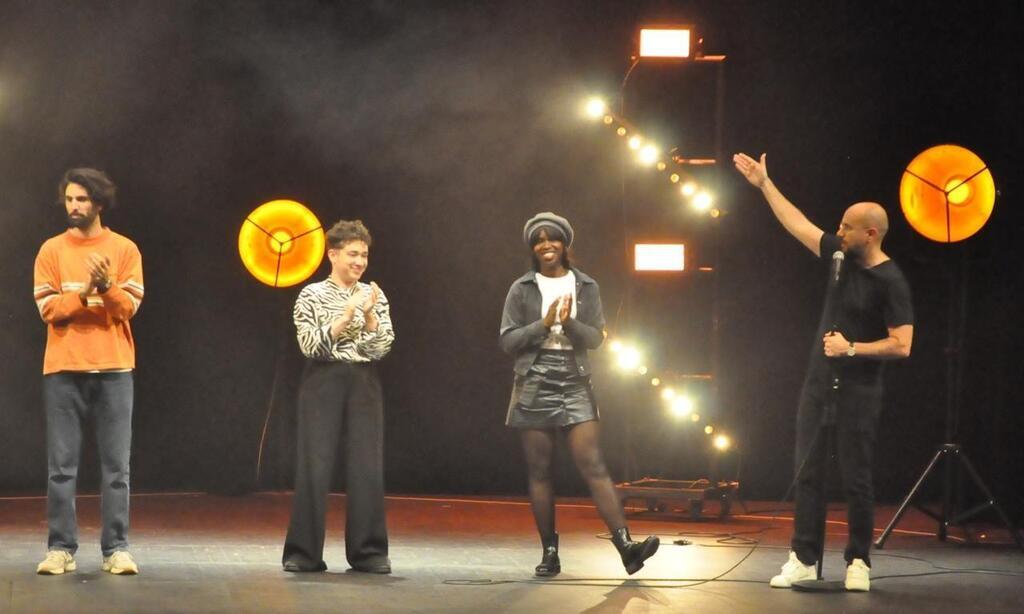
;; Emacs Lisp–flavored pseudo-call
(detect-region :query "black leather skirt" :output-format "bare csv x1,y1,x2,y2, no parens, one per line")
505,350,599,429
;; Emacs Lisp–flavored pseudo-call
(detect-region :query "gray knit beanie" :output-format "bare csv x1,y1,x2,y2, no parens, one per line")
522,212,574,248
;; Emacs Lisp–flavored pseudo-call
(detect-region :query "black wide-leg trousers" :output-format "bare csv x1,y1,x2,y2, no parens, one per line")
282,360,388,570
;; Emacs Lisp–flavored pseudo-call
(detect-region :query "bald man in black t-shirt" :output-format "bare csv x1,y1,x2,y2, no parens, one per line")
734,153,914,592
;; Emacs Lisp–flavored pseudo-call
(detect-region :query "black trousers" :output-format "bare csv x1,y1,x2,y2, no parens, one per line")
792,379,882,567
282,361,388,570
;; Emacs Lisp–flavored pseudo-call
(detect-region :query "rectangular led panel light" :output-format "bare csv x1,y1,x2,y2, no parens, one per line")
639,28,692,58
635,244,685,271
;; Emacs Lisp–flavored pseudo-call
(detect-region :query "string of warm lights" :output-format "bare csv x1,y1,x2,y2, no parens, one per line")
580,97,721,219
584,93,731,452
605,339,732,453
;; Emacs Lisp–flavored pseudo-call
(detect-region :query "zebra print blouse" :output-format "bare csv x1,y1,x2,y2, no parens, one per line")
293,278,395,363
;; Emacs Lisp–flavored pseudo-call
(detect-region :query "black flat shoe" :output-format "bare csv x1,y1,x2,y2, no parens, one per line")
350,558,392,574
283,559,327,572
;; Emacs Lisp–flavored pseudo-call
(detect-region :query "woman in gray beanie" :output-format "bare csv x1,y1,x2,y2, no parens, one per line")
499,212,659,577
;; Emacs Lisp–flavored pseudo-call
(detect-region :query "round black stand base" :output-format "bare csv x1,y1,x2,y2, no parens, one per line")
791,579,846,592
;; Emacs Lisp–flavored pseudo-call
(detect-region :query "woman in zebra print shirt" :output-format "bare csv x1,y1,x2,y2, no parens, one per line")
282,219,394,575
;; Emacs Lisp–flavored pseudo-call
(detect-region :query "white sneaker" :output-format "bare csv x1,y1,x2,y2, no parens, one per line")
770,551,816,588
845,558,870,591
102,550,139,575
36,550,76,575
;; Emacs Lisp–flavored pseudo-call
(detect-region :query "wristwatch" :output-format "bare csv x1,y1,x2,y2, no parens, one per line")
846,342,856,357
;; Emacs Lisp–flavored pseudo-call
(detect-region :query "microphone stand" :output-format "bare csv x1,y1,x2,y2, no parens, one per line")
793,252,846,592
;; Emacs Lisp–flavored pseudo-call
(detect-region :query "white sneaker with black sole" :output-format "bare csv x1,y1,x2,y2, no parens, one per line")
845,558,870,591
770,551,816,588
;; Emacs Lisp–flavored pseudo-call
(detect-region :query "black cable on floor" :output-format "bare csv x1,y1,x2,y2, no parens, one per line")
442,527,1024,589
673,530,1024,576
443,577,766,588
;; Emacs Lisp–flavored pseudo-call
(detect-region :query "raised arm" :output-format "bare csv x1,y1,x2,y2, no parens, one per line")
733,153,824,256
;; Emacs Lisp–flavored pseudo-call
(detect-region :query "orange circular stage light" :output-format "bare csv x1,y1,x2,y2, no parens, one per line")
239,200,325,287
899,145,995,243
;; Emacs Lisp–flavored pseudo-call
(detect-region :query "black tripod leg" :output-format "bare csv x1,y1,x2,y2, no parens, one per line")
956,452,1024,552
875,447,946,549
941,447,953,541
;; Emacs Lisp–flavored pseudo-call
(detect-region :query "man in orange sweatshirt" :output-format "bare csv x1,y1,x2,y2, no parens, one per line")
32,168,144,576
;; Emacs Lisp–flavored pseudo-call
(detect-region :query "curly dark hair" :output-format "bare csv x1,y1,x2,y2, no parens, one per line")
58,168,117,210
326,219,373,249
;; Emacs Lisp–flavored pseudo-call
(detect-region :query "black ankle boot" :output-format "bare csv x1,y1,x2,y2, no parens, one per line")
611,527,659,575
534,533,560,577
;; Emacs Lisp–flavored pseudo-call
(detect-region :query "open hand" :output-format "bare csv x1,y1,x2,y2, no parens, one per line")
733,152,769,188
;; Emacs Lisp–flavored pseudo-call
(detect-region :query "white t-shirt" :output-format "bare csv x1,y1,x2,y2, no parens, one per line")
536,271,576,350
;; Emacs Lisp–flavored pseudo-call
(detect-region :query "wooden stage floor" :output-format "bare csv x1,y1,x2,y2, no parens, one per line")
1,492,1021,613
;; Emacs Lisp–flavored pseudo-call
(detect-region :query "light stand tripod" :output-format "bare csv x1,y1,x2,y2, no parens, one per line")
874,243,1023,551
238,201,325,491
874,151,1021,551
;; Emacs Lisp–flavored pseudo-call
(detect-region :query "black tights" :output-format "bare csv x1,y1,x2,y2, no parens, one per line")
520,420,626,540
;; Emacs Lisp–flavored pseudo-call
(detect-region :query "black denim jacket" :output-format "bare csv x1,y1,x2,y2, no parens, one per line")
499,268,606,376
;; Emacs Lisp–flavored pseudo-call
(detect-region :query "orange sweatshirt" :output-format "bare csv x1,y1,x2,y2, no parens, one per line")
33,228,144,375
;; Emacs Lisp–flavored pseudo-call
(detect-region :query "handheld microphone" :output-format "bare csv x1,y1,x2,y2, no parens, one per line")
826,250,845,336
830,250,844,287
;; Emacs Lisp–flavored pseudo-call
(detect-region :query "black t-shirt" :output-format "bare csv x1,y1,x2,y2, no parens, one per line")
805,234,914,389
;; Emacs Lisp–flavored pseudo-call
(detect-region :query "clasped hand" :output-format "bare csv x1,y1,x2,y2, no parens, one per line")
543,295,572,329
80,253,111,300
331,282,382,338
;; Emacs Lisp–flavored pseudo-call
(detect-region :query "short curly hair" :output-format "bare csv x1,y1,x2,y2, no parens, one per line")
58,168,117,210
326,219,372,249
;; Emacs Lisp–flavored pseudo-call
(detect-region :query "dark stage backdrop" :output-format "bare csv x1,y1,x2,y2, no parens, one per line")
1,1,1021,521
